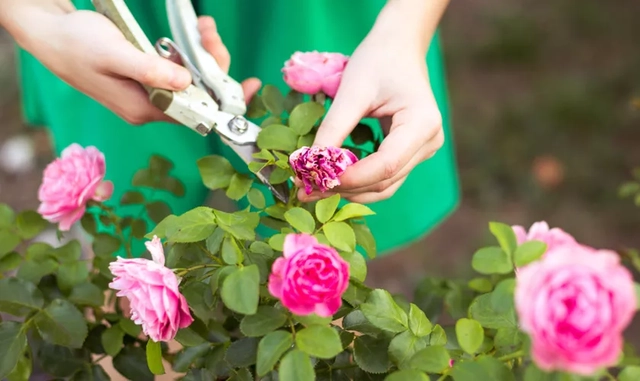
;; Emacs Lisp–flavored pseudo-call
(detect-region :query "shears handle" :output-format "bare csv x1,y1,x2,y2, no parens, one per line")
91,0,216,136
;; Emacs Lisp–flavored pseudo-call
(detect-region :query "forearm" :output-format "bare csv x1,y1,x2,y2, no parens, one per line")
0,0,74,49
374,0,450,53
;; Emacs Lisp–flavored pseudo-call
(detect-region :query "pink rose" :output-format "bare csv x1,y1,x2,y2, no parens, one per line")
512,221,577,256
109,236,193,342
289,146,358,194
282,51,349,98
37,144,113,231
268,233,349,317
515,245,637,375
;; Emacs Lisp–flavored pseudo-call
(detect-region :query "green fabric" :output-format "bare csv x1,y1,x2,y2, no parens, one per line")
17,0,460,257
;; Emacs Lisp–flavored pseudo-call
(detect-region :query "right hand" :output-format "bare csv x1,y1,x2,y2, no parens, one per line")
20,10,260,125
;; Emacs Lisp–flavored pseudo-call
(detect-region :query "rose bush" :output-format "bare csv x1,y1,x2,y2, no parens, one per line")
0,57,639,381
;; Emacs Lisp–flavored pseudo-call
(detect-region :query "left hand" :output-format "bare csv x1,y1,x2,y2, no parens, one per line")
299,15,445,204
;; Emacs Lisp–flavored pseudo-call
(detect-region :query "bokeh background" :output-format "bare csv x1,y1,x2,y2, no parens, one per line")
1,0,639,337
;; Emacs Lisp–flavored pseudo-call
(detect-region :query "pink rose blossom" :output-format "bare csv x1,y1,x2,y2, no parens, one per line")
512,221,577,257
37,144,113,231
109,236,193,342
282,51,348,98
289,146,358,194
515,245,637,375
268,234,349,317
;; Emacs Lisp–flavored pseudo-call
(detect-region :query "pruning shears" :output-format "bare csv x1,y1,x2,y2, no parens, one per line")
91,0,290,204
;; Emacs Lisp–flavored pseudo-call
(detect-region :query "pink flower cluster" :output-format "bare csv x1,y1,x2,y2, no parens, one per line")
289,146,358,195
282,51,348,98
513,221,637,375
37,144,113,231
268,234,349,317
109,236,193,342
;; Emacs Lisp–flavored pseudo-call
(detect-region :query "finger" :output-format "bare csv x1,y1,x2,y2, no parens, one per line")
338,128,444,193
313,79,370,148
241,77,262,105
198,16,231,72
345,175,407,204
336,109,441,190
104,40,192,91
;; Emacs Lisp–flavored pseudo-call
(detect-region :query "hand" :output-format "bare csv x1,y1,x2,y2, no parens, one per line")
14,9,260,125
301,9,445,204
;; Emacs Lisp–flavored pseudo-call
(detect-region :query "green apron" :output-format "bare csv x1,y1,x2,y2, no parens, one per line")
17,0,460,257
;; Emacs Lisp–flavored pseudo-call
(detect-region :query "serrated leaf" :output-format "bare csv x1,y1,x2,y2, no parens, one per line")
323,221,356,252
315,194,340,223
240,306,287,337
288,102,325,135
0,278,44,316
257,330,293,376
455,318,484,354
340,251,366,282
469,293,517,329
261,85,285,116
360,289,408,333
226,337,259,367
388,330,429,369
68,282,104,307
15,211,48,240
489,222,518,255
221,265,260,315
33,299,88,348
168,207,217,243
353,335,392,374
513,240,547,267
279,349,314,381
408,303,432,337
284,207,315,234
226,174,254,201
0,322,27,379
101,325,124,356
409,345,451,374
295,325,343,359
333,203,375,222
248,188,266,209
257,124,298,152
471,246,513,275
197,155,236,190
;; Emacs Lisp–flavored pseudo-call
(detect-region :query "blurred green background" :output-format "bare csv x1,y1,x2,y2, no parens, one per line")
0,0,639,295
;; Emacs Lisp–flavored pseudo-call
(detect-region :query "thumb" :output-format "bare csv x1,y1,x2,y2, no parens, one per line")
108,43,192,91
313,88,369,148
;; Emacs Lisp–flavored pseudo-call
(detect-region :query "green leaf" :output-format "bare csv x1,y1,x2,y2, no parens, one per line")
240,306,288,337
340,251,367,282
385,370,429,381
295,325,343,359
388,330,429,369
619,366,640,381
469,293,518,329
490,279,516,314
494,327,524,357
279,349,314,381
197,155,236,190
169,207,217,243
36,344,85,377
269,234,286,251
113,346,154,381
229,368,253,381
284,90,304,113
294,313,332,327
146,340,165,375
120,190,145,205
101,325,124,356
352,222,377,259
68,282,104,307
215,210,260,241
0,204,15,226
92,233,121,256
513,240,547,267
33,299,88,348
471,246,513,275
360,289,408,333
315,194,340,223
0,252,21,273
221,265,260,315
429,324,447,346
247,93,267,118
523,364,555,381
284,207,316,234
70,365,110,381
408,303,432,337
0,278,44,316
226,337,259,367
226,173,254,201
250,241,274,257
173,344,211,372
0,230,20,257
452,357,514,381
15,211,48,239
333,203,375,222
119,318,142,337
455,318,484,355
261,85,285,116
256,330,294,376
7,352,32,381
269,166,293,184
257,124,299,152
222,235,243,265
288,102,325,135
323,221,356,252
353,335,392,374
409,345,450,374
468,277,493,293
248,188,266,209
635,283,640,311
297,134,315,149
56,261,89,291
16,259,57,284
489,222,518,255
0,322,27,379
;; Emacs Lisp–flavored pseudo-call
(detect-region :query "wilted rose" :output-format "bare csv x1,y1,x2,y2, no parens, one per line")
37,144,113,231
515,244,637,375
268,233,349,317
282,51,348,98
109,236,194,342
289,146,358,194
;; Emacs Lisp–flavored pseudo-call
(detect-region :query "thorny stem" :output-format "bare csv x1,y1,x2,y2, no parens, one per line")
196,242,223,265
92,354,108,364
176,263,220,277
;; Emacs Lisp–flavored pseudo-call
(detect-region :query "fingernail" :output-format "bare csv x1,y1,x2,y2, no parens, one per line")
171,68,192,89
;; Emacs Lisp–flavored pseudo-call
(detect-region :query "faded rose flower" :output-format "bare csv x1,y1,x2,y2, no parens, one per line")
268,233,349,317
282,51,348,98
109,236,193,342
512,221,577,258
289,146,358,194
515,245,637,375
37,144,113,231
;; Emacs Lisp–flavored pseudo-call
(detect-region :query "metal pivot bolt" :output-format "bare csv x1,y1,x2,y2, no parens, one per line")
228,116,249,135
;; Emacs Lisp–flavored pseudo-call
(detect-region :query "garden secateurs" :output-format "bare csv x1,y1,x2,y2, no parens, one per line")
91,0,290,204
